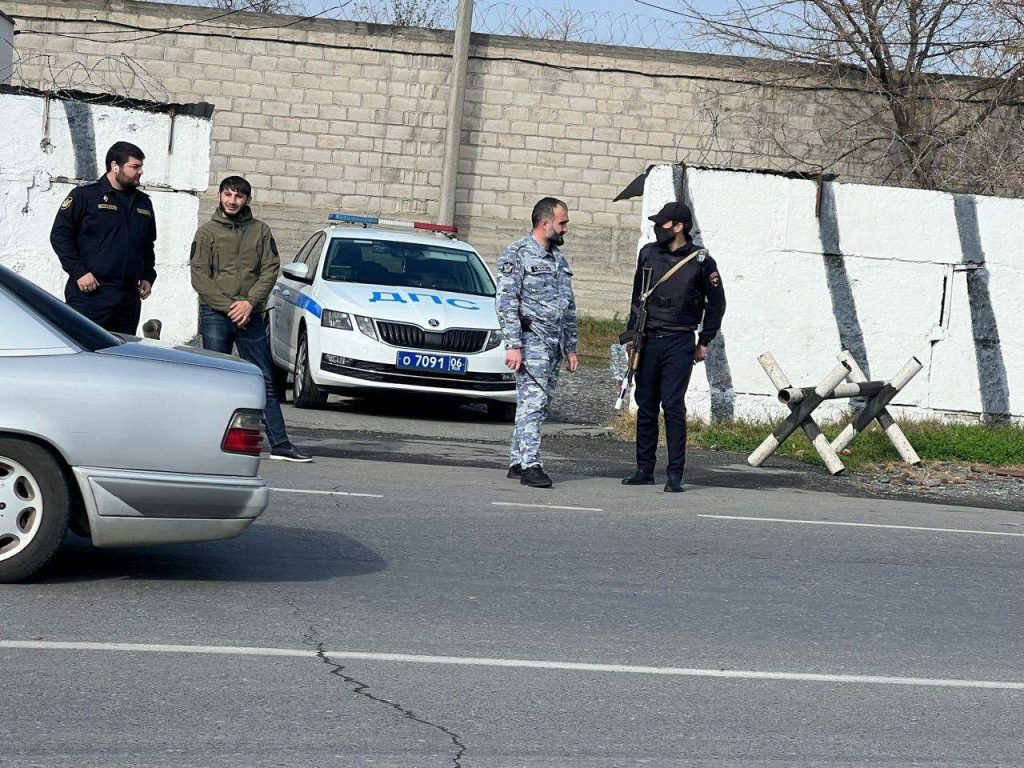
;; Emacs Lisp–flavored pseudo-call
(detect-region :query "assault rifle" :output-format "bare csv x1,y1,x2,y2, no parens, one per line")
614,266,653,411
613,248,705,411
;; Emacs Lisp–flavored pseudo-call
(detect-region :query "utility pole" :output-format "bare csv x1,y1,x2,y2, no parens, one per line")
438,0,473,226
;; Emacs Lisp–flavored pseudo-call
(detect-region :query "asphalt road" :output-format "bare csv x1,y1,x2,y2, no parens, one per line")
4,450,1024,767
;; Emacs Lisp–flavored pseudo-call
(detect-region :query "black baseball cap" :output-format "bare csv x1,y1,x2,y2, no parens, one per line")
648,202,693,227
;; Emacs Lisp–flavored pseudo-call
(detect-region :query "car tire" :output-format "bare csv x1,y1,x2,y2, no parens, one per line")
292,332,328,409
0,438,70,583
487,401,518,422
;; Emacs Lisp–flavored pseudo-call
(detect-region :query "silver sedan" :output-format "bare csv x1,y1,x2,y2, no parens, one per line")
0,265,270,582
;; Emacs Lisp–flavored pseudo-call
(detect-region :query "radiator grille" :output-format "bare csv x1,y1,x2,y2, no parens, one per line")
376,321,487,353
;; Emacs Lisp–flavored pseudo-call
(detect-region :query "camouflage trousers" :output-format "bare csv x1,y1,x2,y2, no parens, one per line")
510,339,562,469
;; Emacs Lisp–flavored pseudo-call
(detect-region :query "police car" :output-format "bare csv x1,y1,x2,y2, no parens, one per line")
268,213,517,419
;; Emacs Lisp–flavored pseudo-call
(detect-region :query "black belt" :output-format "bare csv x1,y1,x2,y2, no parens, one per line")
645,328,694,339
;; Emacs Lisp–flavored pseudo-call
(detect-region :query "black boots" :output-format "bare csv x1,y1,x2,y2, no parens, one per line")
621,470,655,485
623,469,684,492
507,463,522,479
663,475,684,493
521,465,553,488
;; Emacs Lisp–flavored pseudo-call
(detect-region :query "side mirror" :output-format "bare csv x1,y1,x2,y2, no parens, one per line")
282,262,311,283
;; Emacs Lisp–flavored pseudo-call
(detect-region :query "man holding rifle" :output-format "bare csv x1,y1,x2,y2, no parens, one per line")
619,202,726,493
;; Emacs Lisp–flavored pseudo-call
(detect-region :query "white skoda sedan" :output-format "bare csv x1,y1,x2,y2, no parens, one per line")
268,214,517,419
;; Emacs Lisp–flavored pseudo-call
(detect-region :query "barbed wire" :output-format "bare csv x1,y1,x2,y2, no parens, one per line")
7,44,171,105
470,1,691,47
145,0,697,50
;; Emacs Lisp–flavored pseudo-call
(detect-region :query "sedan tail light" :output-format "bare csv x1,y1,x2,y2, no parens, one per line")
222,409,264,455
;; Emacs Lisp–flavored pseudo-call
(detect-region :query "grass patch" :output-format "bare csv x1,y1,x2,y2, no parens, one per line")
611,412,1024,472
577,314,623,367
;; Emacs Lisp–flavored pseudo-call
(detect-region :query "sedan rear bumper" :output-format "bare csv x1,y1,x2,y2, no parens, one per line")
72,467,270,548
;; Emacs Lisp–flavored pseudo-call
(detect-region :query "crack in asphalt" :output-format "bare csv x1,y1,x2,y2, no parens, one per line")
314,643,467,768
282,601,467,767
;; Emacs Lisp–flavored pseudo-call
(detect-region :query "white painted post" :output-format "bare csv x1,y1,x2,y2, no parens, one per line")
835,350,921,464
749,353,848,474
831,355,923,456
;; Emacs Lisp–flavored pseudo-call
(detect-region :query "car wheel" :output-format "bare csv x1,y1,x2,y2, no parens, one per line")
487,401,518,422
0,438,70,583
292,332,328,409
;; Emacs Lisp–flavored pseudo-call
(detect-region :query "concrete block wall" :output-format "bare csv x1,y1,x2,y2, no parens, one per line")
0,90,212,344
640,165,1024,423
5,0,887,315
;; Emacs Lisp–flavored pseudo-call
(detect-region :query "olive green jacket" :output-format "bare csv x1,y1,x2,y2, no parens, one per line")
189,206,280,314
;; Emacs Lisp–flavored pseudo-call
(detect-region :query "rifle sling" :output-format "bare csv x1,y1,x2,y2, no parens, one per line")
638,249,705,303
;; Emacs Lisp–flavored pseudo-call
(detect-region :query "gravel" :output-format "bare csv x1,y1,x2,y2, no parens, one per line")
549,363,617,425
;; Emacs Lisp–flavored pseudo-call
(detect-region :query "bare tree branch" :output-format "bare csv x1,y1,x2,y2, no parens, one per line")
671,0,1024,195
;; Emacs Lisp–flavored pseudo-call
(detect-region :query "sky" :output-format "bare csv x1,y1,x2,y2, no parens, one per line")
157,0,734,26
151,0,737,50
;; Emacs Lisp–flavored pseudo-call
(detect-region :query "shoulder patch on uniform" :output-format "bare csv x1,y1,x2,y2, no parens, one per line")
696,249,708,263
710,271,720,287
500,260,516,276
60,197,73,210
190,242,197,259
270,237,279,258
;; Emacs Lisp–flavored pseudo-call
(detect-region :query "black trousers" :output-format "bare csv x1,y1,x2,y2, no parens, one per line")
634,332,696,478
65,281,142,335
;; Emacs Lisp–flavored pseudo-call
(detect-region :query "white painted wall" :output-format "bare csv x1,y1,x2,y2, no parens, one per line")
641,165,1024,424
0,92,211,344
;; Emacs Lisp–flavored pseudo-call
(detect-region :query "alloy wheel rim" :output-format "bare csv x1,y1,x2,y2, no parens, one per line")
295,340,306,400
0,456,43,562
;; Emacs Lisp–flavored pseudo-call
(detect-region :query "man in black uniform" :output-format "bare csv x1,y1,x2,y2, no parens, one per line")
620,202,726,493
50,141,157,335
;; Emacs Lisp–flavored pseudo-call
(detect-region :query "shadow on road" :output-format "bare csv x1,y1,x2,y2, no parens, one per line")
34,524,387,584
306,392,497,423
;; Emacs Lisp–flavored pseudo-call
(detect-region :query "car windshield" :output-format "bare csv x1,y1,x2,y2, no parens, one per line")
0,266,123,351
322,238,496,297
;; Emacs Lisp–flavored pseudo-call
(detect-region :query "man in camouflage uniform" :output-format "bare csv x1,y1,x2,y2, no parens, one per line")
496,197,579,488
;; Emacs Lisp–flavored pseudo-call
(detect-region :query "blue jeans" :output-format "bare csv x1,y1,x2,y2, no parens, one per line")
200,305,289,448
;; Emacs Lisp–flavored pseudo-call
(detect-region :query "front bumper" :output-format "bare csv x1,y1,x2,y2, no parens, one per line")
73,467,270,548
320,354,517,398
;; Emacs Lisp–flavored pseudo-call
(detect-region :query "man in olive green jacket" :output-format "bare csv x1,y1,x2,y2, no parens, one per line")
190,176,311,462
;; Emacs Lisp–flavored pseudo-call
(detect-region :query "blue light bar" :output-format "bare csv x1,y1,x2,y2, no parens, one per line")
328,213,379,225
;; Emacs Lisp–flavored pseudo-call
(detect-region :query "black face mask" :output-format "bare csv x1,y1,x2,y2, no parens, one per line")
654,225,676,247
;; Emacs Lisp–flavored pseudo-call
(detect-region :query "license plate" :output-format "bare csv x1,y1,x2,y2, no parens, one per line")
396,350,467,375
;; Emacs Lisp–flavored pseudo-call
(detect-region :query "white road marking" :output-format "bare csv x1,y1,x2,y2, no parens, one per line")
491,501,603,512
270,487,383,499
2,641,1023,691
699,514,1024,538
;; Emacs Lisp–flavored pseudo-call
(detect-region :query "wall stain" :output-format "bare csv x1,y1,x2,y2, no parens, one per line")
954,195,1011,424
685,170,735,421
63,100,98,180
818,183,870,410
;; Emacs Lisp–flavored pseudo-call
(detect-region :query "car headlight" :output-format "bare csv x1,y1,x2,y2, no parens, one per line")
321,309,353,330
485,328,503,351
355,315,377,341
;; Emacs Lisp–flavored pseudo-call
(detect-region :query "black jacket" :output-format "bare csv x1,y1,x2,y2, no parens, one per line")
50,175,157,286
621,240,726,346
